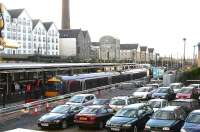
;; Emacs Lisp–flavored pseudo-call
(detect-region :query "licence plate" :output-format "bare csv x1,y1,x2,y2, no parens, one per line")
41,123,49,126
79,117,87,121
111,127,120,131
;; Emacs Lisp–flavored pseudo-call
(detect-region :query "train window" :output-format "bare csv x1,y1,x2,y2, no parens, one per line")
68,80,81,92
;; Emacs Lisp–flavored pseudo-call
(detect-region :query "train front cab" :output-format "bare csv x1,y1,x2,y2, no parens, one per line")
45,77,62,97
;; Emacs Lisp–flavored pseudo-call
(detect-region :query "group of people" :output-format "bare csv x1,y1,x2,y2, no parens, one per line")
10,79,45,101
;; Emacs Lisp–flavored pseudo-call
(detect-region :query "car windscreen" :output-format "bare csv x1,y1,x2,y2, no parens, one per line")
179,88,192,94
93,99,109,105
152,110,175,120
170,85,180,89
110,99,126,105
69,95,84,103
79,107,99,114
136,87,150,92
170,101,190,107
186,113,200,123
148,101,161,108
156,88,168,93
115,108,137,118
51,105,70,113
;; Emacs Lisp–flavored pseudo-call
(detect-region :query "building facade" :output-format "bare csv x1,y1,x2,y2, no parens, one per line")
120,44,138,62
90,42,100,61
1,5,59,55
99,35,120,61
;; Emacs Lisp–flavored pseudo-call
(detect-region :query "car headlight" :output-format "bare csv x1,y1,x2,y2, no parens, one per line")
123,123,132,127
54,120,61,123
163,127,170,130
106,120,111,126
180,128,187,132
145,125,150,129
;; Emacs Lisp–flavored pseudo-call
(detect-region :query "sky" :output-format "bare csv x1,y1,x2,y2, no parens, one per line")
1,0,200,58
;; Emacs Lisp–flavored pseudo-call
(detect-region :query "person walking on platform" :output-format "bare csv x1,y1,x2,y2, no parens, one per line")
25,83,32,103
34,79,41,99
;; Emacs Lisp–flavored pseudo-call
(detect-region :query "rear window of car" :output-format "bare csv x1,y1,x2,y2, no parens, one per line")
179,88,192,93
152,110,175,120
110,99,126,105
80,107,99,114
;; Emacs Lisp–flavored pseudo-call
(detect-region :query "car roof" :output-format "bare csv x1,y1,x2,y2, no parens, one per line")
148,98,167,102
172,99,198,102
170,83,182,85
73,94,95,97
159,106,181,111
191,109,200,114
87,105,105,109
123,103,146,109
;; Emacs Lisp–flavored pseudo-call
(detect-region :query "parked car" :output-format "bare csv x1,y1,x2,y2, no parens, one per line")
181,110,200,132
151,87,175,100
93,99,110,106
109,96,139,112
170,99,199,114
146,83,160,89
189,84,200,94
176,87,199,99
170,83,183,93
148,99,168,112
106,103,154,132
74,105,113,129
133,86,156,100
38,104,83,129
66,94,96,106
145,106,187,132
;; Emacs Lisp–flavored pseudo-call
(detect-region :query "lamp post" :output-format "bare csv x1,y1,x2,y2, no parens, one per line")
183,38,186,66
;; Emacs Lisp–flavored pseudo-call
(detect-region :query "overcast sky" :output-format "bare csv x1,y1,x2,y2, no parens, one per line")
1,0,200,58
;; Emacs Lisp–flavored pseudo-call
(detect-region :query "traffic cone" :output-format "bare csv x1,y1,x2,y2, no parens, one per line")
45,102,51,112
32,105,40,115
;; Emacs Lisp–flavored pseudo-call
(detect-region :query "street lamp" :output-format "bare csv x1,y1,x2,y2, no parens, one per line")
183,38,186,66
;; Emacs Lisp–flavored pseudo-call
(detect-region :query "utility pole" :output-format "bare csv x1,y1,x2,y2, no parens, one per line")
183,38,186,67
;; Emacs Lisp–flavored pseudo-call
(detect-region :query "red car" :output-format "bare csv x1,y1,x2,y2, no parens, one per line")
74,105,113,129
176,87,198,99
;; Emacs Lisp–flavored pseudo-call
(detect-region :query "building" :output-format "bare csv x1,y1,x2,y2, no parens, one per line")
120,44,138,62
43,22,59,55
99,35,120,61
59,29,91,60
90,42,100,61
1,5,59,55
148,48,154,62
62,0,70,29
139,46,147,63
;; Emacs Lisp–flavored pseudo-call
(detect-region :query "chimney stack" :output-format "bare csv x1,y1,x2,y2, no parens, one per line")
62,0,70,29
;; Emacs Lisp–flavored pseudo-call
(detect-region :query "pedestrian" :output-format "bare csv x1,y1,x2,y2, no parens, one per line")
34,79,41,99
11,81,15,96
14,82,20,95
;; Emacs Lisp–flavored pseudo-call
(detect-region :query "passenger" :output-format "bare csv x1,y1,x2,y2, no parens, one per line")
25,83,32,101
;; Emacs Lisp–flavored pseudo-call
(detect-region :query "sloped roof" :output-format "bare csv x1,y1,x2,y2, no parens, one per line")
59,29,82,38
148,48,154,53
43,22,53,30
140,46,147,51
92,42,100,46
120,44,138,50
7,9,24,18
32,19,40,29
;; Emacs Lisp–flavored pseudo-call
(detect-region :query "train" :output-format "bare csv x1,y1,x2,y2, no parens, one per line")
44,68,148,97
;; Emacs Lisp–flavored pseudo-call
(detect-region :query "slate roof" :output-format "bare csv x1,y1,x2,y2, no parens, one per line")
32,19,40,29
140,46,147,51
148,48,154,53
7,9,24,18
92,42,100,46
43,22,53,30
59,29,82,38
120,44,138,50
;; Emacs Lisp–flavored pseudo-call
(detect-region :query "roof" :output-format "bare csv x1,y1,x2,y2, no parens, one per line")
124,103,146,109
148,48,154,53
59,29,82,38
32,19,40,29
172,99,198,102
140,46,147,51
159,106,180,111
148,99,167,102
120,44,138,50
92,42,100,46
7,9,24,18
43,22,53,30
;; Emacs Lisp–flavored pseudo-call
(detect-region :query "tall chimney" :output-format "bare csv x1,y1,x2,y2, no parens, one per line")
62,0,70,29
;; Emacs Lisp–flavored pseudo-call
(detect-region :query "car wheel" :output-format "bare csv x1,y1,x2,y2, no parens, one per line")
61,121,68,129
98,121,104,129
133,125,138,132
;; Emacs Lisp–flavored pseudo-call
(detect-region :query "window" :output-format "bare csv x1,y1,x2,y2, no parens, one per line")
52,38,54,43
28,35,31,41
7,33,11,39
23,27,26,33
43,44,46,49
34,36,36,41
47,37,50,43
56,45,58,50
38,37,41,42
28,27,31,33
23,50,26,54
38,28,41,35
48,31,51,36
42,30,45,35
17,34,21,40
18,18,21,24
23,43,26,48
12,25,16,32
34,30,37,34
52,45,54,50
27,20,30,26
17,26,21,32
18,50,21,54
23,34,26,41
23,18,26,25
34,43,36,49
43,37,46,42
12,33,16,40
56,38,58,43
28,43,31,49
7,25,11,31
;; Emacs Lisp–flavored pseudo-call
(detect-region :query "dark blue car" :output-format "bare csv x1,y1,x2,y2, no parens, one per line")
145,106,187,132
151,87,175,100
181,110,200,132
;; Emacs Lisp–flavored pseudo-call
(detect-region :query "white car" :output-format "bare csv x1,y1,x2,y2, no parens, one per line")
148,98,168,111
109,96,139,112
66,94,96,106
133,87,156,100
146,83,160,89
170,83,183,93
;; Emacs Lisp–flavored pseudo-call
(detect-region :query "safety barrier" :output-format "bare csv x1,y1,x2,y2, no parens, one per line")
0,78,146,122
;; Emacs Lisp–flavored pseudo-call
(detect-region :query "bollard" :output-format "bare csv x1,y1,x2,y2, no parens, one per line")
45,102,51,112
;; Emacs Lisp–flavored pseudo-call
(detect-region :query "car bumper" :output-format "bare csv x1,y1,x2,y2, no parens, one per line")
38,122,62,128
106,125,133,132
74,120,98,127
